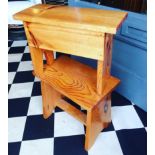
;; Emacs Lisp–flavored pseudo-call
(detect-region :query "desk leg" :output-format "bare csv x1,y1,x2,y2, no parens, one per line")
85,94,111,150
41,81,61,119
86,33,113,150
97,34,113,95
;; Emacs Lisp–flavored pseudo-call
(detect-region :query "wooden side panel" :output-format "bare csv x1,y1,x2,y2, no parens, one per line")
27,23,104,60
85,94,111,150
41,81,62,119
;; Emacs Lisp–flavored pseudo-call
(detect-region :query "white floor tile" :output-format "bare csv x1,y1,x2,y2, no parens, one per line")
17,61,33,71
43,54,46,60
34,76,41,82
11,40,27,47
54,52,56,59
8,82,33,99
24,46,30,53
27,96,43,116
88,131,123,155
19,138,54,155
8,116,27,142
54,112,85,137
8,54,23,62
112,105,144,130
8,72,16,84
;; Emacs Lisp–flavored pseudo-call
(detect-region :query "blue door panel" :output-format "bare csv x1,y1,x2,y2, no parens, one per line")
111,61,147,111
112,39,147,79
121,21,146,43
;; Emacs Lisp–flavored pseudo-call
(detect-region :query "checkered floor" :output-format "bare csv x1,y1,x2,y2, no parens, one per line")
8,40,147,155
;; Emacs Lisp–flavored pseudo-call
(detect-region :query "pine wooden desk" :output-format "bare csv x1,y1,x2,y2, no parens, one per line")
14,4,127,150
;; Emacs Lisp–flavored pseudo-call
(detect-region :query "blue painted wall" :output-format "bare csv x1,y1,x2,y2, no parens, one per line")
68,0,147,111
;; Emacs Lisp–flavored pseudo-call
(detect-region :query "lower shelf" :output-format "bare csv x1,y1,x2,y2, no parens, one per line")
43,55,120,111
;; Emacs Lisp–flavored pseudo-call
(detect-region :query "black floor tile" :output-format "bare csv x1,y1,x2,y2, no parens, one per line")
8,41,13,47
116,128,147,155
21,53,31,61
23,114,54,140
54,135,88,155
8,98,30,118
112,91,132,107
8,84,11,92
134,105,147,127
8,62,19,72
8,142,21,155
31,82,41,96
13,71,34,83
9,46,25,54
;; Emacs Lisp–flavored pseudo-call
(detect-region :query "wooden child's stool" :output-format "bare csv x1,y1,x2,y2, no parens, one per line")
14,4,127,150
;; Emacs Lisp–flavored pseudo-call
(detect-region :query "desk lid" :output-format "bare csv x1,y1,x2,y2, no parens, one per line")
13,4,127,34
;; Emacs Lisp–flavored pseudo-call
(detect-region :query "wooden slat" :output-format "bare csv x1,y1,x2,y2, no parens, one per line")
56,99,87,125
42,55,120,111
13,4,128,34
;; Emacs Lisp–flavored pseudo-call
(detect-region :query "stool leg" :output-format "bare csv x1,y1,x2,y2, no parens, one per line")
41,81,61,119
85,94,111,150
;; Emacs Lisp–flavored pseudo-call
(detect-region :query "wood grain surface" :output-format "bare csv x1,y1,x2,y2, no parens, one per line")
14,4,127,34
85,94,111,150
97,34,113,94
42,55,120,111
27,23,104,60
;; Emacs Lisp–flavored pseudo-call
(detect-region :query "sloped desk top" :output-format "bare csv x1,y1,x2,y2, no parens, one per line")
13,4,127,34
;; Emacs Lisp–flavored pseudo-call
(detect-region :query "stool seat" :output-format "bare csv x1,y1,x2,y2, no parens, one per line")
43,55,120,111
